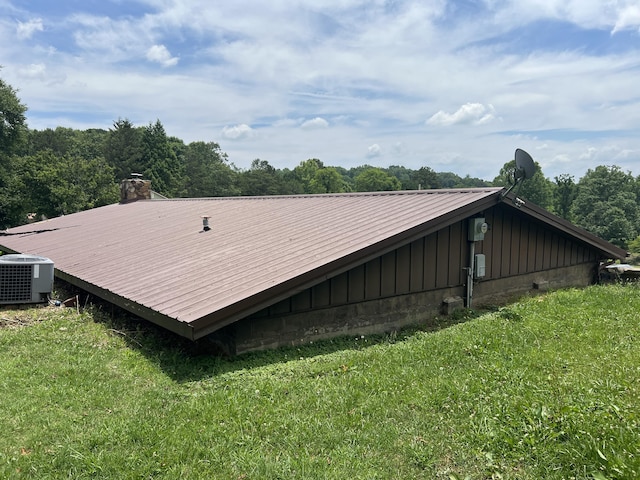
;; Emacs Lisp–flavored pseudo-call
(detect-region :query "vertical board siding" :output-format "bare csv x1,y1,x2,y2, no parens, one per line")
291,290,311,311
396,243,412,294
365,257,381,299
424,234,438,290
348,264,366,302
410,239,424,292
509,216,525,275
312,280,331,307
259,204,602,318
381,251,397,297
331,271,349,305
448,222,463,286
436,229,450,288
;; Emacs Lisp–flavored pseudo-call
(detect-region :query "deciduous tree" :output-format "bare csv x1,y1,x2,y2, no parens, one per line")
184,141,239,197
571,165,639,248
354,167,402,192
493,159,554,210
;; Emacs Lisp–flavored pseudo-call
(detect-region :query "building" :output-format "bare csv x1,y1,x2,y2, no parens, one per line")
0,184,626,354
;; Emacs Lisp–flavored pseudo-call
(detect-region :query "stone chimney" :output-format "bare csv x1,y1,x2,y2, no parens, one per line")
120,174,152,203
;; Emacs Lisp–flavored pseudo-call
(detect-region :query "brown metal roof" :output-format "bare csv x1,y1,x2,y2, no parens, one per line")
0,188,624,339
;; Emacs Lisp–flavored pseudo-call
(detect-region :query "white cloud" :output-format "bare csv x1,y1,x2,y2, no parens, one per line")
2,0,639,182
16,18,43,40
612,5,640,33
301,117,329,130
222,124,254,140
146,44,179,67
367,144,382,157
426,103,497,127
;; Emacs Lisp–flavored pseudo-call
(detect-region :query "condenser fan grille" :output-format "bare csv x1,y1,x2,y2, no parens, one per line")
0,264,32,303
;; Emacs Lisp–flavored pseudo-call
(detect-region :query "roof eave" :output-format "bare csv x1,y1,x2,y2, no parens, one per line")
55,270,196,340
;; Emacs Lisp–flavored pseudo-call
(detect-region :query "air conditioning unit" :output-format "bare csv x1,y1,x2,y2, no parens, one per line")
0,254,54,304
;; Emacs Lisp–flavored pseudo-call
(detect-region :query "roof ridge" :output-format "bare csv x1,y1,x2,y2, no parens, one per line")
158,187,504,202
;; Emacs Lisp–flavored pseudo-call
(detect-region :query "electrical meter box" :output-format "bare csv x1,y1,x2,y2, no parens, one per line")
468,217,488,241
474,254,486,278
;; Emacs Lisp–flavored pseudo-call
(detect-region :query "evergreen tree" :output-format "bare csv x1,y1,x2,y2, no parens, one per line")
140,119,185,197
104,118,144,181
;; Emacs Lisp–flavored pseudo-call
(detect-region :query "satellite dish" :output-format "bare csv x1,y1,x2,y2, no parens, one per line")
500,148,537,204
514,148,535,180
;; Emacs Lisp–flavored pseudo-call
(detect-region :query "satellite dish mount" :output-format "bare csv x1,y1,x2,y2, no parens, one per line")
500,148,535,205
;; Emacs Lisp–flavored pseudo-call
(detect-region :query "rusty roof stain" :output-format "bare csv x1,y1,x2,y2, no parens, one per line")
0,188,625,339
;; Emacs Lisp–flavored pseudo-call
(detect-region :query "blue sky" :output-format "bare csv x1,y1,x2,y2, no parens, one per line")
2,0,639,180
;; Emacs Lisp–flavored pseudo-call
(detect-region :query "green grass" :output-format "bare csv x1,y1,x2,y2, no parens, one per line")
1,283,639,479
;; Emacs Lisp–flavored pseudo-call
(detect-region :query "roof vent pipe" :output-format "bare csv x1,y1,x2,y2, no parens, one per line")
201,216,211,232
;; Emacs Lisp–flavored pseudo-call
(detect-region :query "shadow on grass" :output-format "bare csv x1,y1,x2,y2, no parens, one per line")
53,280,489,383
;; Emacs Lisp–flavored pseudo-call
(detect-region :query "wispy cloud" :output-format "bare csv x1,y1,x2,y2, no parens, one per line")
16,18,43,40
612,5,640,34
1,0,639,180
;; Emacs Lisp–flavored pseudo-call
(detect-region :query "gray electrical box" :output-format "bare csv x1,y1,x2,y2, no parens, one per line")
468,217,488,242
474,254,486,278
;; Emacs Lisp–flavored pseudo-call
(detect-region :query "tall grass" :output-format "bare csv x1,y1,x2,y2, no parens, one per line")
0,283,638,479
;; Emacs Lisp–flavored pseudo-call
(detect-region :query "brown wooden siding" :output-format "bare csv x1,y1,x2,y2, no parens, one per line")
253,203,601,318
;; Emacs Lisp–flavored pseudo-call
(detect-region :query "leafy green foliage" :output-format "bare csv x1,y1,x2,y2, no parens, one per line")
183,141,240,197
18,150,119,217
1,284,639,479
103,118,144,180
3,73,640,250
571,166,640,248
239,159,294,196
354,167,402,191
140,120,185,197
554,173,577,220
292,159,350,193
0,76,28,157
494,159,555,209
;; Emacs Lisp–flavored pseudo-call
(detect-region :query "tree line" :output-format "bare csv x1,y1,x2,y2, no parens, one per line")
1,76,639,251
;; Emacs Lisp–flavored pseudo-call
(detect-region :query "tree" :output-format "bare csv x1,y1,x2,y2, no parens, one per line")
0,76,28,227
493,159,554,210
354,167,402,192
27,127,75,157
0,76,28,158
571,165,640,248
436,172,463,188
183,141,239,197
0,155,26,228
553,173,576,221
104,119,144,181
140,119,185,197
239,159,287,196
386,165,413,189
19,150,118,219
292,159,349,193
409,166,441,190
308,167,349,193
292,158,323,193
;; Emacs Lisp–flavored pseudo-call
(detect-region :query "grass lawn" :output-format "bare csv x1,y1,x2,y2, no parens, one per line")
0,283,639,479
